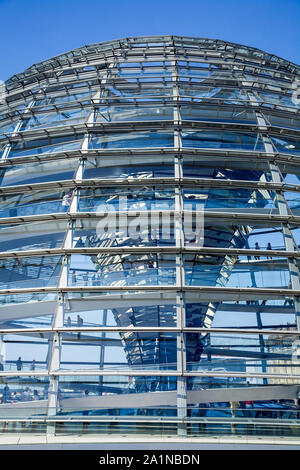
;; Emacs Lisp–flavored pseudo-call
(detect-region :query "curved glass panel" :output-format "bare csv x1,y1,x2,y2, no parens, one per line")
68,254,177,287
78,187,175,212
181,106,257,124
21,107,91,130
89,131,174,149
95,105,174,123
0,256,62,290
0,158,78,186
83,155,174,179
73,216,177,248
0,190,69,218
181,131,265,151
7,134,84,158
0,220,68,252
271,135,300,155
183,187,278,213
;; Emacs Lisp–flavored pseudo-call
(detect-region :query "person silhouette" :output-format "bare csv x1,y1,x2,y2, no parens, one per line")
254,242,260,260
266,242,272,259
16,357,23,371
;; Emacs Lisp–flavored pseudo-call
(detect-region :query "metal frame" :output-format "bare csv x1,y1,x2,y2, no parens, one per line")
0,36,299,439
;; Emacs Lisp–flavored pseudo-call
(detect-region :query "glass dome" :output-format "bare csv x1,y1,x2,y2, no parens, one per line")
0,36,299,438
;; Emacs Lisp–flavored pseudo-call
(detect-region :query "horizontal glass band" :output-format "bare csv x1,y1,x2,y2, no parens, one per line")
0,286,297,296
0,208,298,227
1,369,299,379
0,293,296,330
1,121,299,149
0,213,299,252
0,325,298,334
0,246,298,260
2,147,299,167
1,177,300,200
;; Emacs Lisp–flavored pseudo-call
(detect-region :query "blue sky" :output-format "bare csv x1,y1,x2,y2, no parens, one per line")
0,0,299,81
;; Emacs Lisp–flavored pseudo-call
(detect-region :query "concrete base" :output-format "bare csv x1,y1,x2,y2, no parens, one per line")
0,433,299,450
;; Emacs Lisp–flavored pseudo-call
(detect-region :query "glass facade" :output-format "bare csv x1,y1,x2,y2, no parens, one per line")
0,35,299,439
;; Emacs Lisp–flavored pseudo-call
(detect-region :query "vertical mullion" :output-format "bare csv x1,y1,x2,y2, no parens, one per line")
172,58,187,436
0,334,4,369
